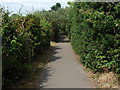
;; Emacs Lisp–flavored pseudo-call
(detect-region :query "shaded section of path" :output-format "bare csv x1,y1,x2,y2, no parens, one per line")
38,35,93,88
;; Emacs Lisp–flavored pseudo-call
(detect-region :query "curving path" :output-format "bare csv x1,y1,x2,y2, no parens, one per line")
38,35,93,88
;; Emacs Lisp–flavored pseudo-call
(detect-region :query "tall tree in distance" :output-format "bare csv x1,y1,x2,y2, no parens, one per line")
51,3,61,11
56,3,61,9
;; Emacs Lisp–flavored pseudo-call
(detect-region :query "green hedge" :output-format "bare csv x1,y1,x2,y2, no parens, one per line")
66,2,120,73
2,10,53,87
37,8,70,41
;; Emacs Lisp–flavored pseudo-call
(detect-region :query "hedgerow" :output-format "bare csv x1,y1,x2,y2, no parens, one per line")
66,2,120,73
2,9,53,87
1,2,120,87
37,7,69,41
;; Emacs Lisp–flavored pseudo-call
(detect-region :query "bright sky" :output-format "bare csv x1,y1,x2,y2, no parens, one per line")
0,0,73,15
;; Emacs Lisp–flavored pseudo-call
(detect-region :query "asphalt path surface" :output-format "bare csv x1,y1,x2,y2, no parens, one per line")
39,35,93,88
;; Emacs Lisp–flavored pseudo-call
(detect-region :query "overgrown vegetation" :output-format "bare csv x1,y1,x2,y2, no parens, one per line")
1,1,120,88
66,2,120,74
34,3,70,41
2,8,53,87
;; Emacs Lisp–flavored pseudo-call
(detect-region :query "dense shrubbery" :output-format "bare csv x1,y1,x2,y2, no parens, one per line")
2,1,120,87
2,9,53,87
2,3,68,87
66,2,120,73
35,6,70,41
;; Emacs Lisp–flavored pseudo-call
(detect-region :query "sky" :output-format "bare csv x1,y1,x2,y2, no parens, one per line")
0,0,73,15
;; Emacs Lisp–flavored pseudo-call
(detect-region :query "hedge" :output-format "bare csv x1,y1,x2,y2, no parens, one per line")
2,10,53,87
66,2,120,73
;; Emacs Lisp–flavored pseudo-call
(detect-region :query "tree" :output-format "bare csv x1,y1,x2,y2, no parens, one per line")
51,5,57,11
51,3,61,11
56,3,61,9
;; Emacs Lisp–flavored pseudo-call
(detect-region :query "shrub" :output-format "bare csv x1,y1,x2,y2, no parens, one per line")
2,10,53,87
66,2,120,73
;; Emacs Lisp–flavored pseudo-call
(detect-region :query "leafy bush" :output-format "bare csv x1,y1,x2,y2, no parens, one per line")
66,2,120,73
37,7,70,41
2,9,53,87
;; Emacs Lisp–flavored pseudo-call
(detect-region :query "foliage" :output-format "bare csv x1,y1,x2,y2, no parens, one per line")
51,3,61,11
2,2,120,88
36,7,69,41
66,2,120,73
2,9,53,87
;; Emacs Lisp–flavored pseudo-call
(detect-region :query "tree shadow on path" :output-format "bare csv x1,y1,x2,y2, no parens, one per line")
38,45,62,88
38,34,69,88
